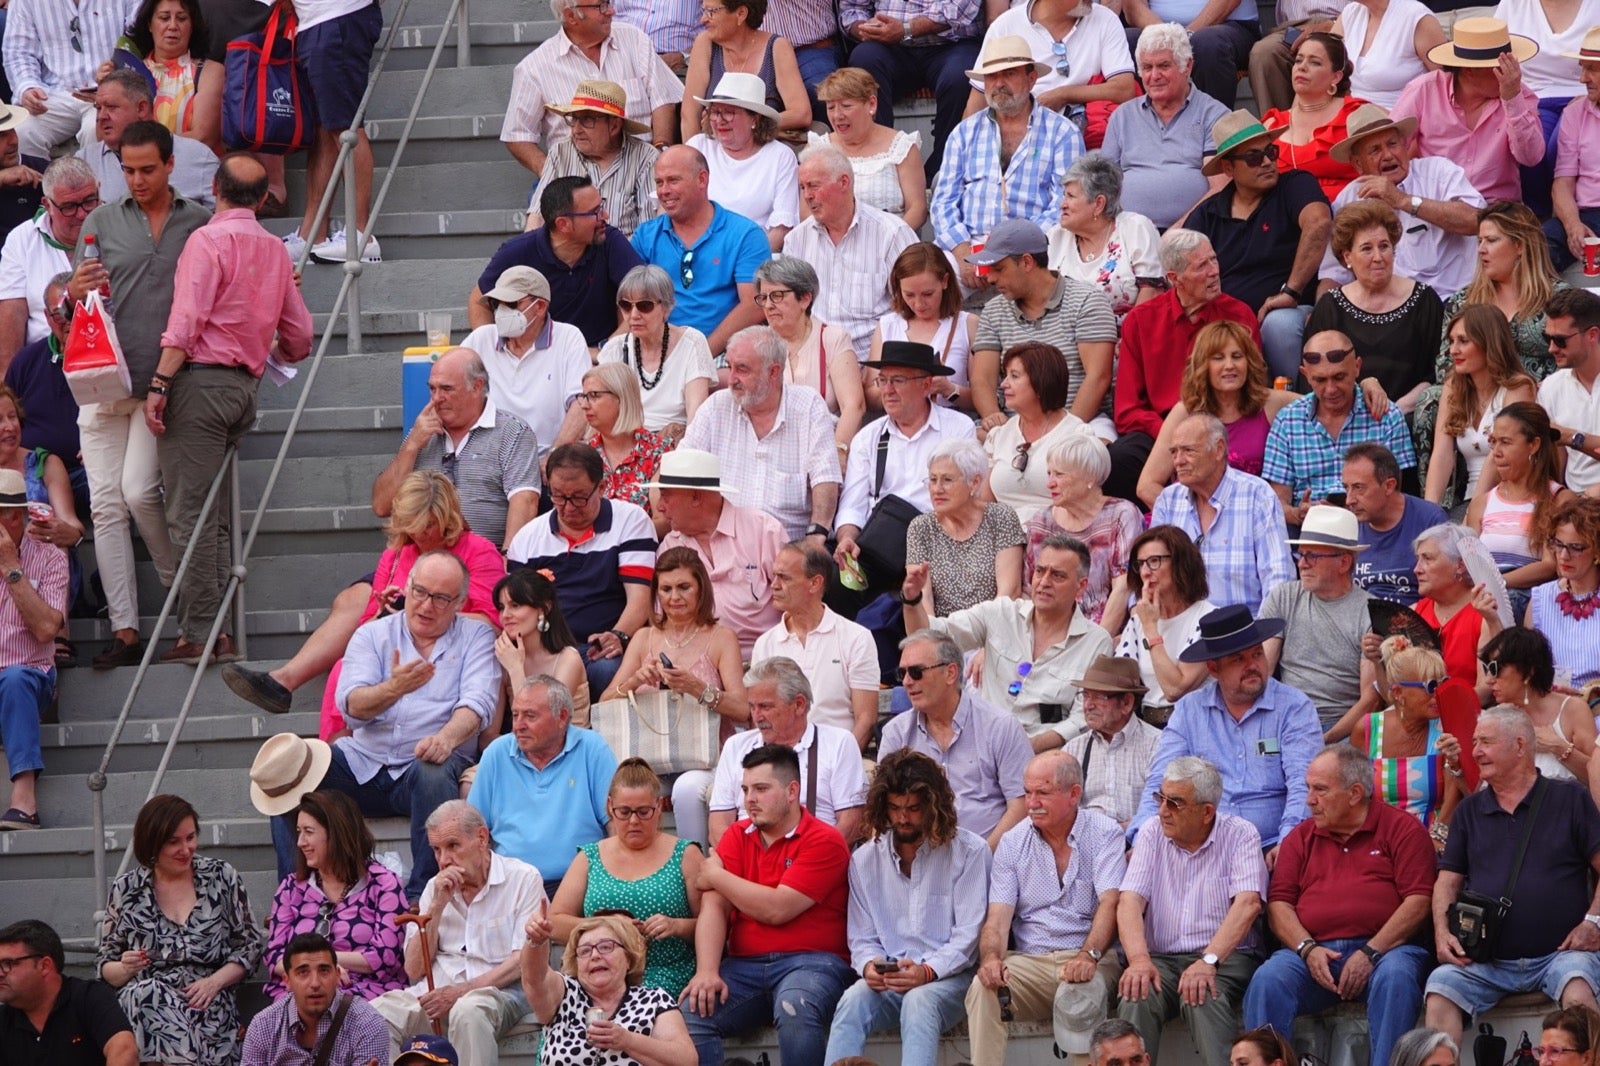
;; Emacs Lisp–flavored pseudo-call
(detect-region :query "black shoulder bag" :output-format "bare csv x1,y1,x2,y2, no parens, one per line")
1447,776,1547,962
853,428,923,589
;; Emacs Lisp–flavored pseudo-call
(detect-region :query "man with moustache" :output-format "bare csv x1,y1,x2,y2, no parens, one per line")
241,933,390,1066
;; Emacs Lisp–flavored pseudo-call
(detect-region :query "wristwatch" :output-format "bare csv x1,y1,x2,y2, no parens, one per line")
1279,282,1305,303
1085,948,1104,961
1201,952,1219,966
4,569,20,585
1295,937,1318,959
1408,194,1423,214
1359,944,1383,964
1584,914,1600,931
608,628,630,649
804,523,831,538
699,684,721,709
1573,431,1588,452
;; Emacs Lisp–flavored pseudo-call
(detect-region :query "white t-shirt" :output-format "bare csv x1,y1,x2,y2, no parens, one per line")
597,326,717,431
751,608,880,734
984,413,1090,526
462,321,591,455
708,722,867,822
0,217,73,347
292,0,374,32
1539,369,1600,493
687,134,800,231
975,3,1134,96
1494,0,1600,98
1113,598,1216,710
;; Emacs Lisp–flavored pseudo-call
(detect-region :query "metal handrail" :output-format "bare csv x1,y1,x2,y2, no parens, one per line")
88,0,474,905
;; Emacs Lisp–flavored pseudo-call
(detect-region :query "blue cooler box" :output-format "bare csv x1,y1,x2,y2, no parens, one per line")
401,346,452,431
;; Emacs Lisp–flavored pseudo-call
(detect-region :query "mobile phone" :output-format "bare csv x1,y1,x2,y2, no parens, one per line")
659,652,674,669
872,960,898,973
1038,702,1064,725
1324,491,1348,508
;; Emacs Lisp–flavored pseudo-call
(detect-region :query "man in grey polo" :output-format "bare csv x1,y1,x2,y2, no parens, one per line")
879,628,1033,848
67,120,208,669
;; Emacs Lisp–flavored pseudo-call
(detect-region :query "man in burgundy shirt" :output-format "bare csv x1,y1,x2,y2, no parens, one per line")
1106,229,1259,503
144,153,313,664
1242,743,1436,1066
680,742,854,1066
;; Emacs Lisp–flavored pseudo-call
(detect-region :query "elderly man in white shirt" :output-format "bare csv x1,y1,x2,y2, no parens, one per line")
0,157,97,364
782,144,918,355
1063,656,1163,830
3,0,138,159
501,0,681,176
372,800,544,1064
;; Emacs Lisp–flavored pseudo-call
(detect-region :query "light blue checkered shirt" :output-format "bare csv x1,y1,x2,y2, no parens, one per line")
930,100,1085,249
1151,466,1294,613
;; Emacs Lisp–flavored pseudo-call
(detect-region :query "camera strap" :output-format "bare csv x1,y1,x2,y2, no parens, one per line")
1496,775,1548,909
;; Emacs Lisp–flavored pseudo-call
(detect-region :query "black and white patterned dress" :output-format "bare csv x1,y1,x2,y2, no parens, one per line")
96,854,263,1066
539,975,680,1066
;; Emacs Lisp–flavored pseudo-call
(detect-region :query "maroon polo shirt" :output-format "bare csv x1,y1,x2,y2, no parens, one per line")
1113,289,1262,439
1269,797,1437,940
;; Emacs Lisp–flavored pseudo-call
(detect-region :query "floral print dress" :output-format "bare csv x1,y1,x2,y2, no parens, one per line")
97,854,264,1066
261,858,410,1000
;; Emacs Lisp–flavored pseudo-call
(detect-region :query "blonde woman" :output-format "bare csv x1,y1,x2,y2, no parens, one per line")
579,362,668,521
1351,639,1464,846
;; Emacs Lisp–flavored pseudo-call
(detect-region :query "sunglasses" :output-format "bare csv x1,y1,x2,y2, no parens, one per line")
1012,441,1032,474
1301,347,1351,365
1395,679,1443,695
1229,143,1280,167
1007,661,1032,698
1479,659,1500,677
895,661,952,683
1544,330,1581,349
1051,40,1071,77
617,298,657,314
1151,790,1192,812
680,249,695,289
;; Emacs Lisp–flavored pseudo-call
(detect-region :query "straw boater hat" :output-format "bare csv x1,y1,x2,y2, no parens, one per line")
248,733,331,817
1285,505,1369,553
1070,655,1148,696
965,34,1051,79
1427,17,1539,67
0,469,26,508
1201,110,1284,176
1329,103,1421,164
0,105,29,135
693,72,781,122
1560,25,1600,61
643,449,740,495
544,79,650,135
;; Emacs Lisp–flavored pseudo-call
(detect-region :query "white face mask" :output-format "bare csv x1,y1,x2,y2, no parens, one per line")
494,305,530,339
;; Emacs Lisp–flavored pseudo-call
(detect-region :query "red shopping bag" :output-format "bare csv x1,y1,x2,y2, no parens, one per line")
63,290,133,406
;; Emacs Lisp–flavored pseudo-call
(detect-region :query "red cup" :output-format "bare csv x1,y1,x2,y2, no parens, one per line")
1584,237,1600,278
972,235,989,278
25,501,52,523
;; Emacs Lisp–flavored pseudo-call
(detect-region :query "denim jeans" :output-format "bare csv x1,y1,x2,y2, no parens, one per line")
1261,304,1313,381
1243,939,1431,1066
823,969,972,1066
0,665,55,779
682,950,856,1066
271,742,473,902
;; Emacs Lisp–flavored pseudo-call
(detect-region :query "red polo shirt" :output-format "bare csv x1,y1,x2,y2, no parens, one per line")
716,808,850,960
1113,289,1262,439
1269,798,1437,940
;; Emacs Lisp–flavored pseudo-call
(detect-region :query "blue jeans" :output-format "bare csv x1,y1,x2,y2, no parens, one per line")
1545,208,1600,273
0,665,54,779
1243,940,1431,1066
271,742,473,902
682,951,856,1066
1262,304,1313,380
791,42,840,124
584,653,622,698
823,969,972,1066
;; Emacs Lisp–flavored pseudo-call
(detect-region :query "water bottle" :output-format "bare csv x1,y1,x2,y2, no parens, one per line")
82,234,113,309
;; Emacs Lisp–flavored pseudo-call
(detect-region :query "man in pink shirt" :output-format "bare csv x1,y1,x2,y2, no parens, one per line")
1544,29,1600,273
145,154,314,664
1390,18,1544,203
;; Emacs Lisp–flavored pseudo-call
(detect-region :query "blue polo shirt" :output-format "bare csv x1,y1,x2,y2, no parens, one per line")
1191,168,1329,313
630,203,770,340
1101,89,1230,230
1354,495,1449,606
478,227,642,347
467,725,617,881
504,497,658,641
5,335,80,466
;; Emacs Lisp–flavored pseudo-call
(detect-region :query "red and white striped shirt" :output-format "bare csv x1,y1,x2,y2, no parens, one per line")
0,535,67,672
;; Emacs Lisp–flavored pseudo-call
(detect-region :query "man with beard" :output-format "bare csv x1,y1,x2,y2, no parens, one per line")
824,750,991,1066
1129,603,1323,863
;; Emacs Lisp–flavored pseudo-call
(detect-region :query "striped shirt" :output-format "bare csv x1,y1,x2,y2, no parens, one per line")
501,23,683,152
0,535,67,672
990,807,1125,955
530,135,661,237
1063,717,1163,829
614,0,701,54
679,384,843,539
760,0,837,48
506,497,658,640
411,399,543,547
839,0,982,42
782,202,919,355
1529,580,1600,689
1151,466,1295,613
973,274,1119,419
1122,812,1266,956
930,100,1084,249
240,991,390,1066
3,0,138,97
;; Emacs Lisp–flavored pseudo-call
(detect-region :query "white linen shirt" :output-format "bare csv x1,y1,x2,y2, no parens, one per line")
501,23,682,152
1540,369,1600,493
752,607,880,735
462,318,590,458
836,405,977,529
1318,156,1484,295
708,721,868,823
782,201,919,354
407,853,547,990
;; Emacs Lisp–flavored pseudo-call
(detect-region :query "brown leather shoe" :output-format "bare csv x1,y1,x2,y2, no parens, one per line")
160,634,241,666
92,638,143,670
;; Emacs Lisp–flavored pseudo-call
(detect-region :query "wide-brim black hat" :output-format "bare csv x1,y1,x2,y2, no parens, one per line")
863,340,955,376
1178,604,1287,663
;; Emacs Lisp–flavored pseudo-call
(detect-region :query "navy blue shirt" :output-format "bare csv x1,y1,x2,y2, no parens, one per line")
1353,495,1448,607
477,227,642,347
1190,168,1329,314
5,336,80,468
1442,774,1600,959
0,158,49,237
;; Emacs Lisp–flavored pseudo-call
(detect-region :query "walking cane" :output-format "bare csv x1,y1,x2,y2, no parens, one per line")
393,912,444,1036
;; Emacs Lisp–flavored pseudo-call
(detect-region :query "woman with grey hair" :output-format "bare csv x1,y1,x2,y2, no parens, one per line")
1389,1027,1458,1066
906,437,1025,616
1045,152,1162,319
1406,523,1511,690
1025,430,1142,623
754,255,867,457
598,265,715,440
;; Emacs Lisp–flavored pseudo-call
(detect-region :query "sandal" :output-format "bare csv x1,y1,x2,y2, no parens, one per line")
54,636,78,669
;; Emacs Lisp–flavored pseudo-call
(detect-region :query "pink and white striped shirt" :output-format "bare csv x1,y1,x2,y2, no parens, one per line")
1122,811,1267,955
0,535,68,672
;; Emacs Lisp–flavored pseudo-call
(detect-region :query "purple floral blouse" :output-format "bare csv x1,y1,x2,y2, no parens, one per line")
263,859,409,1000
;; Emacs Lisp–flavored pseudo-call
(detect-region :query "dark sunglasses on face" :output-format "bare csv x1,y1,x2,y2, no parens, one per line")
1229,144,1280,167
896,661,952,683
1544,330,1581,348
617,298,657,313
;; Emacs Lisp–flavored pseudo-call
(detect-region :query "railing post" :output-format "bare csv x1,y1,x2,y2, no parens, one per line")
342,137,363,353
456,0,471,67
229,451,247,661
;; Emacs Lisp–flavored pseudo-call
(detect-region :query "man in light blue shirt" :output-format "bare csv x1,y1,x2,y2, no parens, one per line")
1130,604,1323,858
825,750,991,1066
468,676,616,898
271,551,499,902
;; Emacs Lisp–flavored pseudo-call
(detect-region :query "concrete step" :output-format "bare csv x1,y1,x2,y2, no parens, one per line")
298,258,492,317
274,210,522,265
285,159,531,217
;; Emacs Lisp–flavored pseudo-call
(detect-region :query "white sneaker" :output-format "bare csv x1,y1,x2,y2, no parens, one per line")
282,232,308,261
309,228,382,264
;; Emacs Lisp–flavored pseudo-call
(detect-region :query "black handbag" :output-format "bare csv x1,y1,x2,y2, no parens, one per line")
853,428,922,588
1447,777,1546,962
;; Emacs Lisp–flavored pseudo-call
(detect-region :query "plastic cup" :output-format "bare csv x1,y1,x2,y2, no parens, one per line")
1584,237,1600,278
423,311,451,347
25,501,52,523
972,235,990,278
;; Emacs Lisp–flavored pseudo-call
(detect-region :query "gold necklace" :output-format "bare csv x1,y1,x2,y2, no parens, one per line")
663,624,706,650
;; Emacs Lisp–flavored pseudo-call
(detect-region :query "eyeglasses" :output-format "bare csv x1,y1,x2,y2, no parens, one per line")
551,485,600,509
573,1,614,10
1532,1049,1583,1061
1081,690,1127,705
1228,144,1280,167
1151,791,1192,812
1395,679,1443,695
562,197,607,218
1480,659,1500,677
575,938,622,959
878,374,929,390
1549,537,1592,557
611,805,657,821
753,289,794,306
680,249,695,289
895,661,952,683
1301,347,1351,365
700,4,727,14
1544,331,1581,349
1293,550,1343,563
1012,441,1032,474
49,193,101,216
408,583,462,610
1007,661,1032,698
1051,40,1071,77
0,954,44,975
927,474,966,488
617,298,657,314
576,390,616,405
1136,554,1171,571
70,15,83,53
563,113,609,129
